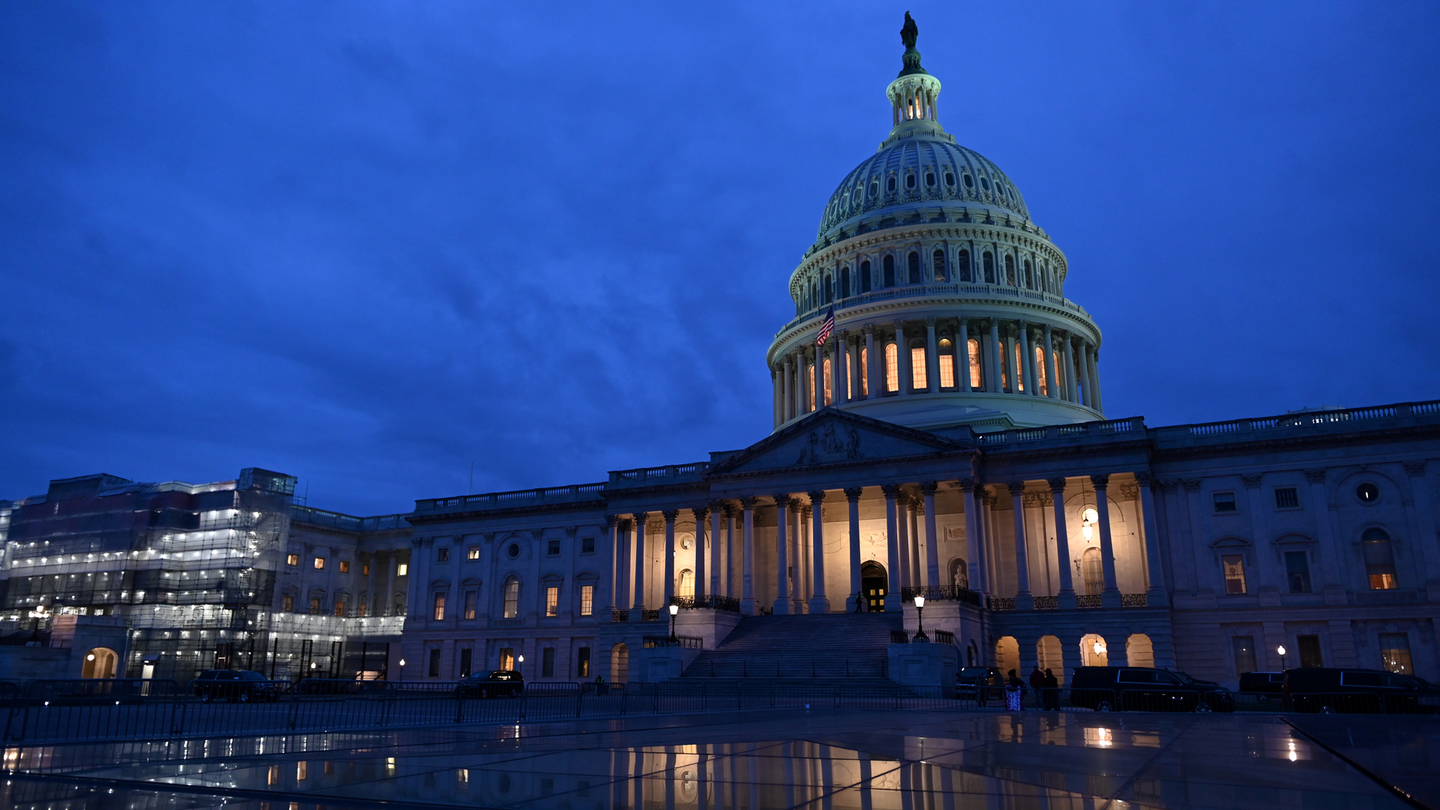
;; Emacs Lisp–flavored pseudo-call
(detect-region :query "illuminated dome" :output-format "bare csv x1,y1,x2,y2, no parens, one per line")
766,15,1107,434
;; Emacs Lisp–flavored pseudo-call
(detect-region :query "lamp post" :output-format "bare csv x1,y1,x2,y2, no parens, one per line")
517,653,525,677
913,595,928,642
398,658,405,683
1277,645,1287,670
668,603,679,642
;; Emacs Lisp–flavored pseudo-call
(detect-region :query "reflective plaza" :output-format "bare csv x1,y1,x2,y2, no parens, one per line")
2,709,1437,809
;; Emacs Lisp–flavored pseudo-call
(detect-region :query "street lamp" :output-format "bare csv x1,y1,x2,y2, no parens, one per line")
517,653,524,676
398,658,406,683
912,595,929,642
668,603,680,642
1277,645,1287,670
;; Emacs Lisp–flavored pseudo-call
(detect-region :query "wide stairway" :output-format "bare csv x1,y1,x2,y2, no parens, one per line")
683,612,901,681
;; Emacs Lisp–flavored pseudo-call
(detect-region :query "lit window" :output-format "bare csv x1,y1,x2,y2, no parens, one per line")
678,569,694,599
1014,342,1025,393
968,338,982,388
1285,551,1311,593
910,346,927,390
504,577,520,618
1081,548,1103,596
1362,528,1397,589
309,597,321,614
436,547,449,563
339,561,350,574
545,586,558,617
1275,488,1299,509
823,357,833,406
1052,349,1064,394
282,594,294,612
860,347,869,396
286,554,299,567
547,539,560,557
432,592,445,621
580,584,594,617
808,362,816,410
1034,345,1048,396
576,647,591,677
885,343,899,392
581,537,595,554
1213,492,1237,513
1222,554,1247,594
468,546,480,560
313,557,325,570
362,563,370,576
464,589,477,620
334,600,345,616
397,563,408,576
1379,633,1413,674
938,339,955,388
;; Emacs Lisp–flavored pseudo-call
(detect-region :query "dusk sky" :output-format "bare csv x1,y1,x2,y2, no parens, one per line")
3,3,1438,515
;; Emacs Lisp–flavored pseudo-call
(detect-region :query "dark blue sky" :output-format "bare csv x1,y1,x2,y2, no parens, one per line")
3,3,1438,515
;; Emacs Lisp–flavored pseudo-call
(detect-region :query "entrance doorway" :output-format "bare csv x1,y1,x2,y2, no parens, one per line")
861,562,887,612
81,647,118,679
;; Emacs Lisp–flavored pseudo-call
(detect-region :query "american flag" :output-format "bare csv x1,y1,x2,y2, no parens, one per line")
816,307,835,346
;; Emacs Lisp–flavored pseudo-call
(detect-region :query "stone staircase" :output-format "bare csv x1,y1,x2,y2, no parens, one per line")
682,613,901,682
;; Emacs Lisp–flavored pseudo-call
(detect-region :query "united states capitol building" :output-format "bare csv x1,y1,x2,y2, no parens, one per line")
2,19,1436,690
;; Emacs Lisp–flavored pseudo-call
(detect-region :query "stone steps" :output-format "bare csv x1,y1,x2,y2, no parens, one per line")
683,613,900,679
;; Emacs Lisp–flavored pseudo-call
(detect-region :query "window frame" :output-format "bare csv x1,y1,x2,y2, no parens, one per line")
1212,492,1238,513
1273,487,1300,510
1221,553,1247,595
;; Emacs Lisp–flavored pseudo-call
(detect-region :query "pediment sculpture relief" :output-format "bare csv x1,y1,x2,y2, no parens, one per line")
796,423,863,465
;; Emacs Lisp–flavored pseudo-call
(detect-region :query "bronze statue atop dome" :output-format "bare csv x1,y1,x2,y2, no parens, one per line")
901,12,918,50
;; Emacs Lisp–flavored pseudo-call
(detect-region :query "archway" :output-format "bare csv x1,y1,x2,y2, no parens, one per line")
1080,634,1109,667
1127,634,1154,668
995,636,1019,678
611,643,629,684
81,647,118,679
860,561,887,612
1037,635,1063,675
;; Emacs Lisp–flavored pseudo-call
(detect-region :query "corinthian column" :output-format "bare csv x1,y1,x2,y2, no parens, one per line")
988,319,1003,394
772,495,791,615
808,491,830,613
782,357,794,421
924,317,939,393
740,497,756,615
1093,475,1121,607
921,482,940,590
663,510,677,605
1042,324,1058,399
1009,482,1033,609
864,324,879,400
692,506,708,601
882,485,902,611
845,487,863,611
632,513,647,615
1048,479,1076,608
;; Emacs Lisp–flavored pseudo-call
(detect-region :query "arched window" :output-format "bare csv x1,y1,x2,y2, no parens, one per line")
822,357,833,406
886,176,897,193
905,173,916,190
503,576,520,618
1004,255,1016,286
1034,344,1048,396
924,170,936,187
932,249,946,282
678,569,694,599
883,255,895,287
938,338,955,388
1052,349,1064,397
860,260,872,293
982,252,995,283
907,251,921,284
1023,259,1033,288
1082,548,1103,596
910,341,927,390
808,362,816,410
1014,341,1025,392
859,347,869,396
869,179,879,197
884,342,899,393
840,267,850,298
1361,528,1398,590
967,337,982,388
957,249,971,282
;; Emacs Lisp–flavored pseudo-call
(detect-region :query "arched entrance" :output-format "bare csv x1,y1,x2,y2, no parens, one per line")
611,643,629,684
1080,634,1109,667
860,561,887,612
1127,634,1154,668
995,636,1019,677
81,647,118,679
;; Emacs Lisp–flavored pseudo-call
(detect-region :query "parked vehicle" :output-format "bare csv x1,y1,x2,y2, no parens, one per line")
955,666,1003,704
191,670,284,703
1238,672,1285,694
1070,666,1234,713
1283,668,1440,714
456,670,524,698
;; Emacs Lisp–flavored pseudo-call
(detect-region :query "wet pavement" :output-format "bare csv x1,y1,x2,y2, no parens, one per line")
2,708,1435,809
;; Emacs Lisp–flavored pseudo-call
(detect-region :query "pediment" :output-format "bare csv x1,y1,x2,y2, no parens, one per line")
708,408,974,478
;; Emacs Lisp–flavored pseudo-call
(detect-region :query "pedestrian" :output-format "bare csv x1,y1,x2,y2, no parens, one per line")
1043,668,1060,710
1004,668,1025,711
1028,665,1045,704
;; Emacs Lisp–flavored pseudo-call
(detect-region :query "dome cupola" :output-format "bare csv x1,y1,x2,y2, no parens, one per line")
766,14,1107,434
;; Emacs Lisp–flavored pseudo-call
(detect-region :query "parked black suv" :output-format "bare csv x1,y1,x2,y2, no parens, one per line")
1070,666,1234,713
1238,671,1285,694
456,670,524,698
1283,668,1440,714
955,667,1004,704
191,670,284,703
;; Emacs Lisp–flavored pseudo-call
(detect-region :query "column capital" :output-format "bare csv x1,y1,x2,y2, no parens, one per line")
919,481,938,495
662,509,679,522
619,517,633,531
1047,477,1066,493
604,514,617,528
1240,474,1263,490
708,499,726,512
1089,474,1110,490
787,497,802,511
863,323,875,336
772,494,791,508
801,505,813,519
691,506,709,521
1180,478,1203,492
958,477,977,493
924,316,936,328
881,483,902,498
739,496,758,509
1008,481,1027,497
844,486,864,501
1303,468,1328,484
1133,471,1153,487
633,511,648,523
1403,460,1426,477
808,490,826,503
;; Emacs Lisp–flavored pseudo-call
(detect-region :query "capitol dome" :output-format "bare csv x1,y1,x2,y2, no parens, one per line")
766,15,1106,434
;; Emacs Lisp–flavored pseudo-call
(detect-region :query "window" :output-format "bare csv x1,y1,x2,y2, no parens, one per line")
428,648,441,678
884,342,899,393
1361,528,1397,589
1379,633,1413,674
1222,554,1247,594
886,176,897,193
1013,342,1025,393
1034,345,1048,396
333,600,345,616
1082,548,1103,596
545,586,559,617
1231,636,1257,675
542,647,555,678
808,362,815,410
860,260,871,293
840,267,851,298
314,556,326,570
546,539,560,557
468,546,480,560
968,338,982,388
883,255,895,287
282,594,294,612
956,248,970,281
932,249,946,281
859,347,869,396
362,563,370,576
678,569,694,599
397,563,408,576
576,647,591,678
910,346,927,390
1356,482,1380,503
432,592,446,621
499,647,514,671
580,584,594,616
436,547,449,563
581,537,595,554
1004,254,1016,285
938,339,955,388
1297,634,1323,668
1283,550,1312,593
1274,487,1299,509
963,173,974,188
1213,492,1237,513
944,170,954,186
982,252,995,283
504,577,520,618
924,171,935,187
459,648,473,678
507,543,520,559
358,600,366,617
981,176,990,190
463,589,477,620
823,357,832,405
339,561,350,574
286,554,299,567
309,597,321,614
907,251,920,284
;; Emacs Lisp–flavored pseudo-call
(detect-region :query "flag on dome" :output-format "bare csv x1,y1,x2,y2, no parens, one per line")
816,308,835,346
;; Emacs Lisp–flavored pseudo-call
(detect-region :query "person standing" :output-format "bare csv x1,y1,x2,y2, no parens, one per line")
1042,668,1060,710
1004,669,1025,712
1028,666,1045,706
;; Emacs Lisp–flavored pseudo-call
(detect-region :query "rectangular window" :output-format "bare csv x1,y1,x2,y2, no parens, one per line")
885,343,899,393
309,597,321,614
1285,551,1311,593
823,357,832,406
1222,554,1247,594
545,586,559,617
499,647,514,671
467,546,480,560
1379,633,1413,674
547,539,560,557
1363,537,1398,590
576,647,591,678
1274,487,1299,509
1035,345,1048,396
860,347,869,396
542,647,555,678
333,600,345,616
313,557,325,570
938,349,955,389
464,589,477,620
504,580,519,618
362,563,370,576
1014,343,1024,392
910,347,927,390
339,560,350,573
286,554,299,567
397,563,408,577
282,594,294,612
580,584,594,616
1231,636,1257,675
358,601,366,617
581,537,595,554
1297,634,1323,668
459,648,473,678
432,592,445,621
436,547,449,563
1213,492,1237,513
427,648,441,678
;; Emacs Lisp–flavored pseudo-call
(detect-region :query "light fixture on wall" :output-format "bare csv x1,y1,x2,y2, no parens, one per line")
1093,639,1107,656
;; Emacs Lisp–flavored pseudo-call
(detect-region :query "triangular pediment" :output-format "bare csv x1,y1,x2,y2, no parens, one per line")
707,409,975,478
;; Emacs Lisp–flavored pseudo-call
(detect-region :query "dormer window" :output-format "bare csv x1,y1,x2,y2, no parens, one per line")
886,176,897,193
944,171,955,186
925,171,936,187
963,174,974,188
905,173,917,190
870,179,879,196
980,177,991,191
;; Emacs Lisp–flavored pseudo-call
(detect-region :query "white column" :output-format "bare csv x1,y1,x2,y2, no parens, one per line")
1009,482,1033,607
631,514,647,614
894,321,910,396
956,317,970,393
1049,479,1076,608
782,358,794,422
740,497,756,614
864,325,879,400
847,335,860,401
663,510,677,605
1136,474,1168,602
924,317,939,393
882,485,902,611
709,503,723,599
1077,341,1093,408
1018,321,1035,396
726,504,738,597
1090,346,1103,412
907,496,922,587
895,495,911,588
831,336,843,406
988,319,1003,394
795,502,808,609
605,515,619,612
961,480,984,593
809,491,829,613
773,495,791,615
1042,324,1058,399
1093,475,1121,607
812,346,824,409
845,487,863,611
922,483,940,590
1063,333,1078,403
692,507,708,601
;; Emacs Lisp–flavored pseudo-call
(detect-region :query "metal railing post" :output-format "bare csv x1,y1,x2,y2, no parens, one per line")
288,690,301,731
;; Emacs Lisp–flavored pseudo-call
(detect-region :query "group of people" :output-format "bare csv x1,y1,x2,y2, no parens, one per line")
1002,666,1061,711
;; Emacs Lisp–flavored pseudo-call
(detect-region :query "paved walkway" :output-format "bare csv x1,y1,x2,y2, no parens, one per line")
2,709,1434,808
